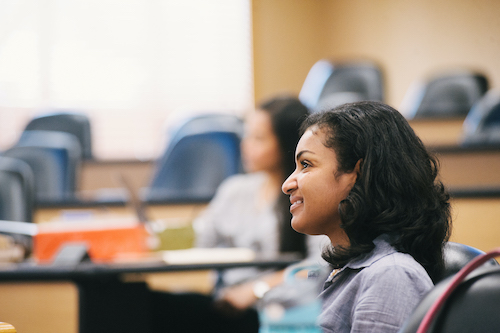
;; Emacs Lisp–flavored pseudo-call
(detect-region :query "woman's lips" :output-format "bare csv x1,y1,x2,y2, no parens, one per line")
290,199,303,212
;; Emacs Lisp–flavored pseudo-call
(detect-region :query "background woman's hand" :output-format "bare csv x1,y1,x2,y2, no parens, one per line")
218,282,258,310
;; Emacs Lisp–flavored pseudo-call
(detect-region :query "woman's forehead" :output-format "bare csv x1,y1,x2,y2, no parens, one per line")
296,127,331,155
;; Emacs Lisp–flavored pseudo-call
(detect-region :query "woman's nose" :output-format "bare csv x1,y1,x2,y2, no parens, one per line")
282,173,297,194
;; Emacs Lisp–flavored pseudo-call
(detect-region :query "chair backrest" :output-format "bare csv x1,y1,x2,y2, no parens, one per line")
167,113,244,142
147,130,242,202
4,131,82,201
24,112,93,159
399,253,500,333
442,242,499,280
405,70,489,119
299,59,384,112
0,156,35,222
159,113,244,165
461,89,500,146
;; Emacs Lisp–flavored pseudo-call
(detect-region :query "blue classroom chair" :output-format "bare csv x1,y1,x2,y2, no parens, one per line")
146,113,243,202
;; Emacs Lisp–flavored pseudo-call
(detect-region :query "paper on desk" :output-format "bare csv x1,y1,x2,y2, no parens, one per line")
36,217,140,233
0,220,38,236
161,247,256,264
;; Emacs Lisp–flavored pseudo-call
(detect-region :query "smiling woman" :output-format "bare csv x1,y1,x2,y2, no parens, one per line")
282,101,452,333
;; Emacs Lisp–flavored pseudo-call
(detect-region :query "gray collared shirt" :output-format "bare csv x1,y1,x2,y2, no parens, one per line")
318,235,433,333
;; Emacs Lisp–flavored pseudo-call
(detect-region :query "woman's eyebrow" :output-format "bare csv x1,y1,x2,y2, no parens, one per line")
296,150,314,160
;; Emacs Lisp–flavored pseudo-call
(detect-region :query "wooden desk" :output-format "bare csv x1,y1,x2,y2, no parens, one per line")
407,117,500,187
409,118,465,147
34,197,208,224
79,159,154,192
449,188,500,253
0,256,299,333
23,197,210,333
0,281,78,333
432,146,500,188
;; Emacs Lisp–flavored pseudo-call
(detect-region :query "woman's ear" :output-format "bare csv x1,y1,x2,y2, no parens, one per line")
343,159,362,188
353,159,363,178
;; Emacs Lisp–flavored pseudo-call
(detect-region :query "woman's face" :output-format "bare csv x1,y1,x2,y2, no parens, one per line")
282,126,358,246
241,110,282,174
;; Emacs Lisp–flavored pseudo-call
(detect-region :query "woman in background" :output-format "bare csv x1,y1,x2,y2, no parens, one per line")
195,95,327,308
282,101,451,332
195,96,315,276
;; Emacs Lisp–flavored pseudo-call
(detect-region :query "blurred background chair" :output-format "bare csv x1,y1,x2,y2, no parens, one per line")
299,59,385,112
442,241,499,280
399,251,500,333
162,113,244,150
0,156,35,258
460,89,500,146
2,131,82,202
23,111,93,160
403,70,489,119
0,156,35,222
145,113,244,202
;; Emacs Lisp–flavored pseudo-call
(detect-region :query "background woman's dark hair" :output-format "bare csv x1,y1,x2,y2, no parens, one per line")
259,95,310,257
300,101,451,282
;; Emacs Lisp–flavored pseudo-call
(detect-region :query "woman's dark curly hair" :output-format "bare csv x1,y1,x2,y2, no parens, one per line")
300,101,451,282
259,95,310,257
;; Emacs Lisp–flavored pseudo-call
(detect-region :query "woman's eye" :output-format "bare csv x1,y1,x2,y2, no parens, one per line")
300,161,310,169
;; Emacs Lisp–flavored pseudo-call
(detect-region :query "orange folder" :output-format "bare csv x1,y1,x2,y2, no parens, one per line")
33,220,150,263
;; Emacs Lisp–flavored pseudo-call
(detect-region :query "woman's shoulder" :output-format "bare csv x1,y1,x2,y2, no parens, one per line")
353,251,433,301
348,236,433,287
372,251,431,279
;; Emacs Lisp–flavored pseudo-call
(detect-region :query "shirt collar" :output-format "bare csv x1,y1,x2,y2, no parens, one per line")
345,234,397,270
325,234,397,284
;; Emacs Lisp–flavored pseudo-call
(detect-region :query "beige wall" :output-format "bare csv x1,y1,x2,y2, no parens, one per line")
253,0,500,108
252,0,330,103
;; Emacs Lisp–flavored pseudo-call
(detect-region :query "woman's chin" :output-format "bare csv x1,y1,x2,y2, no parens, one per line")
291,218,307,235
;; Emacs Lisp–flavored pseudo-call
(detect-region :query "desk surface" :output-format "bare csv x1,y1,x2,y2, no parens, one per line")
446,188,500,252
0,254,301,282
36,194,210,208
33,192,210,223
429,144,500,154
449,187,500,198
409,117,465,146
